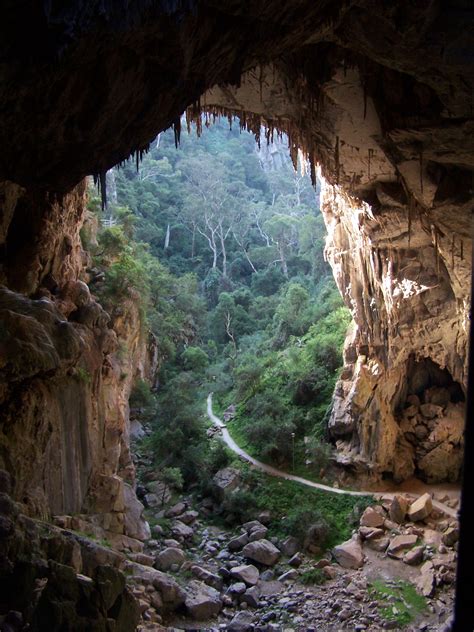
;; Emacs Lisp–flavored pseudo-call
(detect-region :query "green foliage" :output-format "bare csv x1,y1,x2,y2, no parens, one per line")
75,367,91,384
222,466,373,551
182,346,209,371
369,580,427,627
161,467,184,491
299,568,327,585
130,379,154,409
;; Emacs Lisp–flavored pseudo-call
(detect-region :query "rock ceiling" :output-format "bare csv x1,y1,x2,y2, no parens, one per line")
0,1,472,208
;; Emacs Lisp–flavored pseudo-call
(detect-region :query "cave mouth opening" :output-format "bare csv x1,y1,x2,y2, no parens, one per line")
397,355,465,484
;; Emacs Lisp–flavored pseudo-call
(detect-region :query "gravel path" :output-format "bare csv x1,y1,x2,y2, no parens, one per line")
207,393,458,518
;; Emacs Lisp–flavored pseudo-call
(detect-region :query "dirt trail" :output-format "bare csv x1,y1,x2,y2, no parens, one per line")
207,394,459,519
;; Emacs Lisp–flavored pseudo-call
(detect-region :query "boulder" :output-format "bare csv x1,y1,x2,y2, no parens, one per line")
228,533,249,551
359,526,384,540
228,582,247,595
227,611,255,631
155,547,185,571
332,537,364,569
123,483,151,541
242,540,280,566
124,562,185,609
407,493,433,522
241,585,260,608
248,526,268,542
419,403,444,419
279,536,299,557
389,495,409,523
387,534,418,557
184,580,222,619
146,480,171,504
258,510,272,525
403,545,425,565
365,536,390,552
171,520,194,539
416,561,436,597
179,510,199,525
442,527,459,547
191,565,223,590
230,564,259,586
213,467,241,500
165,501,187,518
360,507,384,528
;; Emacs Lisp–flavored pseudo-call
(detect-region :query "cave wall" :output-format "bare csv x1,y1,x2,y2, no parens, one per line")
321,180,470,482
0,182,154,541
0,1,473,521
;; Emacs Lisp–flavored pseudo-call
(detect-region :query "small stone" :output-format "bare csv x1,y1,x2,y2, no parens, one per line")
228,582,247,595
278,569,299,582
288,553,303,567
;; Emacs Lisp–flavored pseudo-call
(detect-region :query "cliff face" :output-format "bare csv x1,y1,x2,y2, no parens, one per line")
0,181,153,543
322,181,470,483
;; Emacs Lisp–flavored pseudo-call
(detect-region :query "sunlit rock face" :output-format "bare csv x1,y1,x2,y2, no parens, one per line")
322,180,470,483
0,189,156,540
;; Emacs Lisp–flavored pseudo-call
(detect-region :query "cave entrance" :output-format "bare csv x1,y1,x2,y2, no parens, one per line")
398,356,465,483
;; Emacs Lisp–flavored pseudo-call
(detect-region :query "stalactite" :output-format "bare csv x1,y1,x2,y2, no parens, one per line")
408,196,413,248
419,146,424,195
173,117,181,147
93,171,108,210
367,148,374,181
335,136,340,185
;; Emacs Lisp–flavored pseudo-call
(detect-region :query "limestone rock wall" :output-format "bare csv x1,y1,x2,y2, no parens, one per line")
322,180,470,483
0,181,154,541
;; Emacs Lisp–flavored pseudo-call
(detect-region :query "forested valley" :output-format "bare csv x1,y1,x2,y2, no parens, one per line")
88,121,349,481
82,121,371,555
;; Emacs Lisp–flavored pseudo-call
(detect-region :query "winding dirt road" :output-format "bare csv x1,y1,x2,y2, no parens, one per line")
207,394,459,518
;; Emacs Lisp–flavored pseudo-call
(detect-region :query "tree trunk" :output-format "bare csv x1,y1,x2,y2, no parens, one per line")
279,242,289,278
219,230,227,276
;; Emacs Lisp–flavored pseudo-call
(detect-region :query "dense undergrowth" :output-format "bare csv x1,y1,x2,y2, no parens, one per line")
83,120,361,550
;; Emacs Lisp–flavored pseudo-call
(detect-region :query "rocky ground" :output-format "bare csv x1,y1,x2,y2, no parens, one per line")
123,425,459,632
0,422,459,632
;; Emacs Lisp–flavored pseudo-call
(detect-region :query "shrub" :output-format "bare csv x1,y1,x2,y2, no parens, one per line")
300,568,327,585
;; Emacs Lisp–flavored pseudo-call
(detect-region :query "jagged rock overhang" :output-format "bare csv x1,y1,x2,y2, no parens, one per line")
0,2,472,204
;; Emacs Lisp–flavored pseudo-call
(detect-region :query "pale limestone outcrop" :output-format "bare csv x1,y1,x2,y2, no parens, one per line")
322,180,469,482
